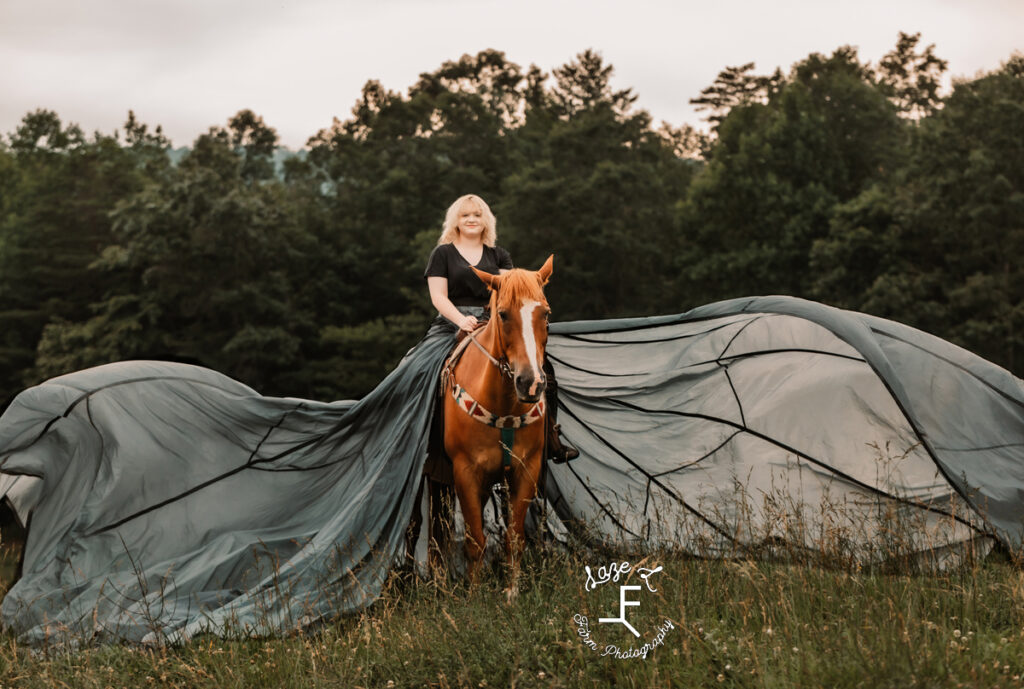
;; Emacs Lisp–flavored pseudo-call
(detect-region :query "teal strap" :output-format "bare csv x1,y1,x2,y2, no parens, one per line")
501,427,515,471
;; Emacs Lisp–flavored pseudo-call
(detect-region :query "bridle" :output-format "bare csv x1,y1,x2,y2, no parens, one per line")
465,328,514,381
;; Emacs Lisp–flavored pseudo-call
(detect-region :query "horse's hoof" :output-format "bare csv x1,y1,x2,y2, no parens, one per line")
504,586,519,605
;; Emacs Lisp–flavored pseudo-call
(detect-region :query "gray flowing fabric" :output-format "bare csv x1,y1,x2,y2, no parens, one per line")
1,297,1022,644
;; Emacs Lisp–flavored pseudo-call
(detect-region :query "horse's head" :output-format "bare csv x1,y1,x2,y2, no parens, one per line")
471,255,554,404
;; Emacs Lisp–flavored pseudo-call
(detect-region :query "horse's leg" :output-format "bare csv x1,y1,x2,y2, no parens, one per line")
453,461,488,585
504,456,543,602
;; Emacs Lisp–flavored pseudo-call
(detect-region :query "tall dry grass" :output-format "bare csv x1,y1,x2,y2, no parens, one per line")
0,467,1022,688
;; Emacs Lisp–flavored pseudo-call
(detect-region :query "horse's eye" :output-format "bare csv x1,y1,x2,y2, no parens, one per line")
498,311,509,321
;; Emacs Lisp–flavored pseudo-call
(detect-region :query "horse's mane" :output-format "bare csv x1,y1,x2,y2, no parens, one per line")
490,269,546,311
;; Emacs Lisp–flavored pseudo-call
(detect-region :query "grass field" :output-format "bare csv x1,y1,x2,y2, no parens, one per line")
1,528,1024,689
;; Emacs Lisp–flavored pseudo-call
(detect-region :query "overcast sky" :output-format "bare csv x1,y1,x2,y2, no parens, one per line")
2,0,1021,149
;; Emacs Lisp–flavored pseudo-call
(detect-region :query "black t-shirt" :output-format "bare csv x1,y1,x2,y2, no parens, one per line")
423,243,514,307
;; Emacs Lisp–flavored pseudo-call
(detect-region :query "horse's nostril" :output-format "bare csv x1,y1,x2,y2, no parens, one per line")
515,374,543,400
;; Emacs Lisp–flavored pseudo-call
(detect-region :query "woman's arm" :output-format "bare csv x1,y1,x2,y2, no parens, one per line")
427,276,478,332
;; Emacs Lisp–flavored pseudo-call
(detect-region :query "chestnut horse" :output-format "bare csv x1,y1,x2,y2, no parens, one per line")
441,255,554,593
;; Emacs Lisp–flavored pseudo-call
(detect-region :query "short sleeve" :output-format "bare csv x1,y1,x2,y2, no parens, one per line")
424,245,449,279
496,246,514,270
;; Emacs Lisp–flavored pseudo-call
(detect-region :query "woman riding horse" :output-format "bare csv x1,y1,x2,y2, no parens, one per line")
422,194,576,583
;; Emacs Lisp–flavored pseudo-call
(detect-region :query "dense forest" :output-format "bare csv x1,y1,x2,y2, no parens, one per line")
0,34,1021,403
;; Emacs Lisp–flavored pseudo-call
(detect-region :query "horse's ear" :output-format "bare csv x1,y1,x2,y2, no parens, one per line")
537,254,554,285
471,266,502,291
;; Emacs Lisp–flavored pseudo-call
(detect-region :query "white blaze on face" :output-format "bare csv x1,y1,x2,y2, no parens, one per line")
519,300,543,395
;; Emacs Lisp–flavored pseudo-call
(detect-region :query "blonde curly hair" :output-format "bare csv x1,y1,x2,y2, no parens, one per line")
437,194,497,246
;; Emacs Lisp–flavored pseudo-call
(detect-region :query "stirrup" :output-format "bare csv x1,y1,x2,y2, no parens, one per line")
548,424,579,464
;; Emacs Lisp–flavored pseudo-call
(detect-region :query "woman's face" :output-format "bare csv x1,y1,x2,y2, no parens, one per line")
457,204,484,237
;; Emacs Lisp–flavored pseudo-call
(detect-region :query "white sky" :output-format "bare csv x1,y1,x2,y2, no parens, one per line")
1,0,1021,149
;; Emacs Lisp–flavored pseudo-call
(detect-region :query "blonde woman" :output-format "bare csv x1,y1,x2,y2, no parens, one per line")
424,194,577,463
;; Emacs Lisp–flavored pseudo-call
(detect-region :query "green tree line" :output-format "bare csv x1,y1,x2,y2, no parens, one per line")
0,35,1020,402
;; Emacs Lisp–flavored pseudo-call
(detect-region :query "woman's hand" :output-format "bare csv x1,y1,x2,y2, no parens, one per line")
459,314,479,332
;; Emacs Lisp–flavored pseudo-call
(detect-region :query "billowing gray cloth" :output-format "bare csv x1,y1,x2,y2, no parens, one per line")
1,296,1022,644
542,297,1022,561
